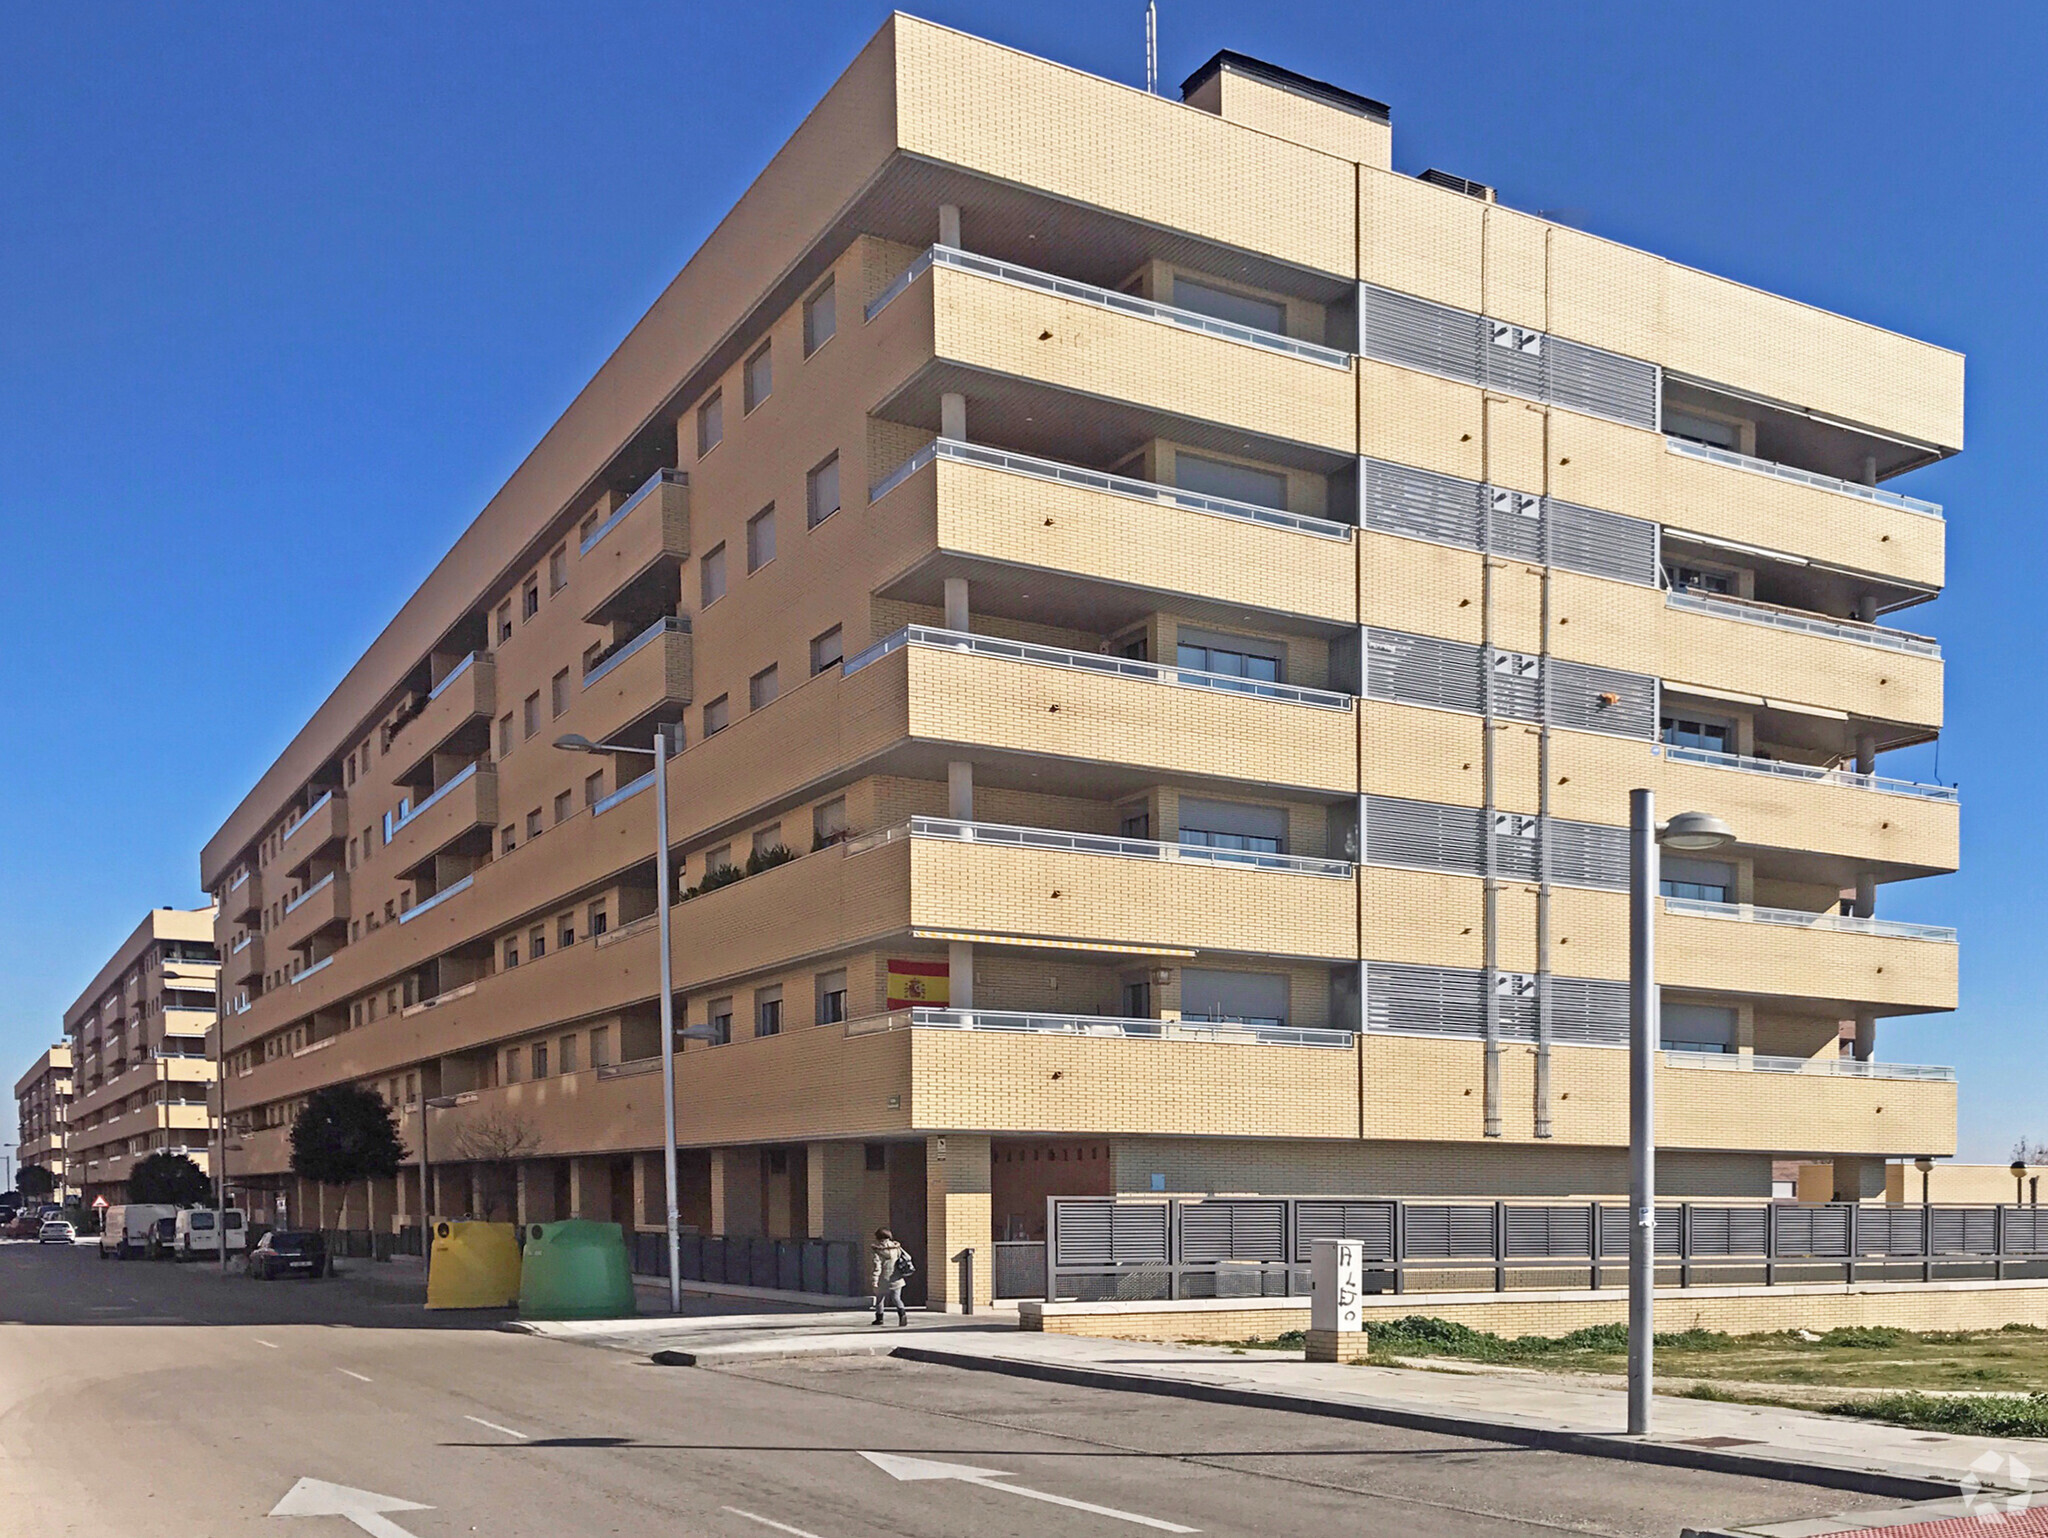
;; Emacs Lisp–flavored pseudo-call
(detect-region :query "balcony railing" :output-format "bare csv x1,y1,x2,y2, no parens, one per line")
280,790,334,845
1665,588,1940,657
1666,436,1943,519
282,871,335,916
868,435,1353,539
1661,895,1956,943
1662,1049,1955,1082
583,615,687,689
230,934,254,955
865,244,1353,369
1656,743,1957,803
580,467,687,555
290,955,335,986
848,1005,1353,1049
593,769,655,817
844,624,1355,712
851,814,1356,879
397,874,474,925
426,650,481,702
389,760,480,836
228,869,250,893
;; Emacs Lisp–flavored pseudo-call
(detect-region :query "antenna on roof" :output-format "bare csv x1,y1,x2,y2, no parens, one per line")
1145,2,1158,94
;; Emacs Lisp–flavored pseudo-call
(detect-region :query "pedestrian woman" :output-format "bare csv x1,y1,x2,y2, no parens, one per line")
870,1227,913,1326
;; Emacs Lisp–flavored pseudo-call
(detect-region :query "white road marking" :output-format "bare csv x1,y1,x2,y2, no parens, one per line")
463,1415,528,1440
269,1477,430,1537
722,1508,826,1538
336,1368,373,1383
860,1451,1198,1533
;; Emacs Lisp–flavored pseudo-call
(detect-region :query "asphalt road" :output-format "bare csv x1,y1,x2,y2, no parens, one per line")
0,1240,1869,1538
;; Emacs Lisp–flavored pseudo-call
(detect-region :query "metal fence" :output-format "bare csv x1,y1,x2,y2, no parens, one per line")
1040,1197,2048,1302
627,1232,859,1298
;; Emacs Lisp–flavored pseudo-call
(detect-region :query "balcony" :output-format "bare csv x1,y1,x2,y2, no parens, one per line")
847,624,1355,795
229,932,265,987
1665,436,1942,520
1659,896,1957,1014
866,437,1356,628
274,870,349,956
579,469,690,625
852,1006,1351,1049
1665,588,1938,659
387,761,497,879
580,616,691,732
387,652,496,784
279,790,348,877
227,868,262,926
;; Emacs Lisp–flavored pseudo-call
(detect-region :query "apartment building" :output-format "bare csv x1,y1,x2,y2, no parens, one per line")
14,1044,74,1199
203,20,1961,1306
62,907,221,1206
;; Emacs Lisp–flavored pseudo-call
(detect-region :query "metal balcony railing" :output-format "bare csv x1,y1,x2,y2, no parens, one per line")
865,244,1352,368
868,435,1353,539
280,789,334,844
847,814,1355,878
1661,895,1956,943
847,1006,1352,1049
1662,1049,1954,1082
583,616,686,689
389,760,480,836
592,769,654,817
1666,436,1943,518
1664,587,1940,657
426,650,480,702
844,624,1354,711
580,467,688,555
397,874,474,925
1656,743,1956,803
290,956,334,986
282,871,335,916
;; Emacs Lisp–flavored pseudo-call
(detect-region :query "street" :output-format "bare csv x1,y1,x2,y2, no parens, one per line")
0,1242,1883,1538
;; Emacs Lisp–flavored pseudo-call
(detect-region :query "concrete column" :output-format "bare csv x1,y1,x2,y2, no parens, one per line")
1832,1156,1884,1203
949,941,975,1010
1853,871,1877,920
937,203,961,249
943,576,970,633
807,1142,867,1241
710,1148,765,1237
569,1157,612,1220
947,760,975,820
467,1165,484,1222
1855,732,1877,777
1855,594,1879,623
632,1153,653,1230
515,1164,532,1226
940,391,967,443
1853,1013,1877,1062
1860,455,1879,488
923,1133,992,1312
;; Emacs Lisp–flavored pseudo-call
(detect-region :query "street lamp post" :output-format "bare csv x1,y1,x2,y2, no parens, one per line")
555,727,708,1315
1627,792,1736,1437
418,1094,459,1280
1915,1155,1934,1207
2013,1159,2029,1207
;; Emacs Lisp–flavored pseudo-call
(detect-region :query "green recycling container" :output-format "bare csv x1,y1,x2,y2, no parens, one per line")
516,1219,637,1320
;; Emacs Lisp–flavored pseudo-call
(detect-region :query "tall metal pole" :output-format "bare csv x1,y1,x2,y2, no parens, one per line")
654,727,683,1314
418,1104,432,1284
1627,787,1657,1436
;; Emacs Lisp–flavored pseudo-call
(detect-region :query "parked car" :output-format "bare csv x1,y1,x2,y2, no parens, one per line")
6,1213,38,1239
145,1216,179,1260
247,1230,327,1280
99,1204,179,1260
174,1207,247,1261
38,1219,76,1245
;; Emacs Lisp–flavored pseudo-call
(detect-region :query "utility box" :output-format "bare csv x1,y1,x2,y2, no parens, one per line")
1306,1239,1369,1363
425,1220,522,1310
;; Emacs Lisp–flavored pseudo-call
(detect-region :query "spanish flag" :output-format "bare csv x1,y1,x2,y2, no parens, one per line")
886,958,950,1008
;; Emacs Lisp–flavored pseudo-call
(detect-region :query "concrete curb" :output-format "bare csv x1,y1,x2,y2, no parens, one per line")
652,1336,910,1367
1681,1493,2017,1537
887,1345,1972,1504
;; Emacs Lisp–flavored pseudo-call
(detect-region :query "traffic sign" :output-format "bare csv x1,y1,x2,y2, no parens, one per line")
92,1195,108,1210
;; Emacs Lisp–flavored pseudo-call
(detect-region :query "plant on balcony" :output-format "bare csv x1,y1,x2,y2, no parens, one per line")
289,1084,406,1233
744,843,797,875
683,861,747,900
17,1165,56,1202
129,1151,212,1207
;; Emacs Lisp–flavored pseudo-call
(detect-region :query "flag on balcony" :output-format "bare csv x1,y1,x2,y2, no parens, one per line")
886,959,949,1009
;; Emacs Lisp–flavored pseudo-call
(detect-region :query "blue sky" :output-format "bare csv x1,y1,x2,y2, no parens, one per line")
2,2,2040,1165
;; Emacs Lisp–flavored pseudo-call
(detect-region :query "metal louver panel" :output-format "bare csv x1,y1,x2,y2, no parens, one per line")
1366,796,1485,875
1365,629,1485,714
1547,334,1660,429
1546,976,1629,1046
1179,1201,1287,1262
1365,962,1486,1038
1363,459,1485,547
1053,1201,1169,1266
1931,1207,1998,1255
1856,1208,1926,1256
1294,1201,1397,1261
1547,819,1629,890
1687,1206,1769,1257
1485,489,1546,562
1361,285,1483,381
1402,1205,1499,1259
1548,499,1660,585
1487,648,1543,722
1490,812,1541,881
2005,1210,2048,1254
1601,1205,1682,1256
1547,659,1658,738
1505,1204,1593,1258
1774,1205,1852,1258
1483,321,1547,399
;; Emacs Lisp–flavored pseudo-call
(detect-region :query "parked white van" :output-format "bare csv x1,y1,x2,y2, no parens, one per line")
173,1207,247,1260
99,1204,179,1260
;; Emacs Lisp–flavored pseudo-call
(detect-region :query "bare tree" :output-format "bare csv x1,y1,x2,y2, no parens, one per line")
448,1113,543,1220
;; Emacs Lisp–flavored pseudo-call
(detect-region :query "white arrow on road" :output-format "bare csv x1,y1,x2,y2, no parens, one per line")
860,1451,1198,1532
268,1478,432,1538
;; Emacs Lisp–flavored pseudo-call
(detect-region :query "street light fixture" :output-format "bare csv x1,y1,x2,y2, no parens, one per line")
1627,790,1737,1437
1915,1154,1935,1207
2013,1159,2029,1207
555,726,707,1315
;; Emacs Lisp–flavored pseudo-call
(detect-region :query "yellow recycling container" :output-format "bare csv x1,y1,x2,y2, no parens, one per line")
424,1220,522,1309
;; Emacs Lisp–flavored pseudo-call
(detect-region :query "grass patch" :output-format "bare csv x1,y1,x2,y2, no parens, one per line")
1824,1392,2048,1438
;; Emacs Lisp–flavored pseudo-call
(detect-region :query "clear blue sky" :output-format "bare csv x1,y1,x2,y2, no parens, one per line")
3,2,2040,1165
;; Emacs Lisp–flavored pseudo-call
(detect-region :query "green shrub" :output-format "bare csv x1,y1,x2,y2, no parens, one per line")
697,863,746,893
1830,1392,2048,1438
1819,1326,1909,1349
745,844,798,875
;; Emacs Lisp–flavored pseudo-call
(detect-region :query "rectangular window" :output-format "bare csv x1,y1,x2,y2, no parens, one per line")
816,968,848,1025
523,692,541,739
531,1043,548,1079
504,939,519,969
504,1049,521,1084
530,926,546,959
696,390,723,456
498,714,514,758
500,825,516,855
551,668,570,717
580,511,599,547
549,544,568,593
1661,714,1733,754
1178,797,1286,854
1172,275,1287,335
1174,452,1289,512
526,808,543,839
743,341,772,412
587,902,608,937
806,452,840,528
751,823,783,859
496,602,513,643
344,757,355,787
808,625,843,675
1176,633,1282,683
709,998,734,1046
702,695,729,737
749,664,779,711
553,790,571,825
864,1142,887,1172
754,985,783,1038
746,506,776,572
700,543,727,607
522,578,539,619
803,278,836,355
590,1026,611,1067
584,770,604,807
558,916,575,949
558,1034,578,1074
703,844,732,879
1660,858,1735,905
812,796,847,849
